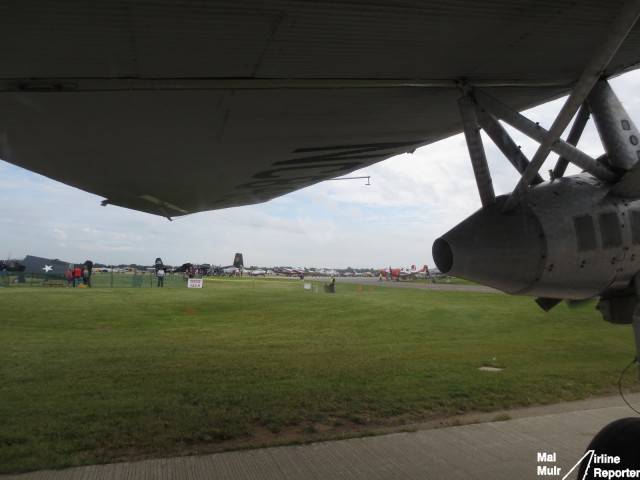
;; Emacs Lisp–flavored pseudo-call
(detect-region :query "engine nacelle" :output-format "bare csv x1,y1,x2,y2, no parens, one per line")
433,173,640,304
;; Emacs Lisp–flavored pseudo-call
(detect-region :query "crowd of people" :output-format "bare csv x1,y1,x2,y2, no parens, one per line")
64,261,93,287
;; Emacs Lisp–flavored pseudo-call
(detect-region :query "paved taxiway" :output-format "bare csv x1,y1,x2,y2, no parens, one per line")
306,275,501,293
4,394,640,480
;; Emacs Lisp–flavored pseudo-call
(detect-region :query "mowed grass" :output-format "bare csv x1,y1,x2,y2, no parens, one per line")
1,278,638,473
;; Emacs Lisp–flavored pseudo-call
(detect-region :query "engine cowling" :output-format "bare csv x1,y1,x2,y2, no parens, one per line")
433,173,639,302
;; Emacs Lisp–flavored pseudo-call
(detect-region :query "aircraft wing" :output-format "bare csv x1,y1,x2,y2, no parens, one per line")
1,1,640,217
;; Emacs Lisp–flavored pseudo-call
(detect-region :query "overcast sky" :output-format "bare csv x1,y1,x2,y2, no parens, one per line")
2,71,640,269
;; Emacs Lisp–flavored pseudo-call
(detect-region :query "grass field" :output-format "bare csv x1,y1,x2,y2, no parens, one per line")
1,277,638,473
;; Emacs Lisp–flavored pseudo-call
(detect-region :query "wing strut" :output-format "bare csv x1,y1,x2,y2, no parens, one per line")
501,0,640,212
458,95,496,207
458,87,613,208
473,89,616,183
456,87,611,204
551,103,592,179
475,108,544,185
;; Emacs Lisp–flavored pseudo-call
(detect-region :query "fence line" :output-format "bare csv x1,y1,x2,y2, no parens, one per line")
0,270,202,288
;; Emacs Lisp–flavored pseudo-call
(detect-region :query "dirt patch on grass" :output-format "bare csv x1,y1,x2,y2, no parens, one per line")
101,393,640,467
101,411,490,465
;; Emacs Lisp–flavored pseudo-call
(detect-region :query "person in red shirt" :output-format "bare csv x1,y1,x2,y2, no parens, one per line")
73,265,82,287
65,267,74,287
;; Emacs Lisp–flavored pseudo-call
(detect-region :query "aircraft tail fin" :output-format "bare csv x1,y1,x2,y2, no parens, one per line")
154,257,163,272
233,253,244,268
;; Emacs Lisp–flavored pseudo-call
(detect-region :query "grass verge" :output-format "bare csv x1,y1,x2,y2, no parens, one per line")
1,278,637,473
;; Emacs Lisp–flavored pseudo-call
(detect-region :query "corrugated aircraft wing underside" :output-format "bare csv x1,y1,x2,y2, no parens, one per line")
1,0,640,216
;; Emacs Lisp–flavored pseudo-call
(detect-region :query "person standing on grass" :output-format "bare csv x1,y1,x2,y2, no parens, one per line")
65,266,74,287
82,266,91,287
73,264,82,287
157,267,165,287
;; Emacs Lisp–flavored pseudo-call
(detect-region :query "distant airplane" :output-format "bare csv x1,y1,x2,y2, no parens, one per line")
315,268,335,276
376,267,397,280
0,259,25,273
213,253,244,276
173,263,193,273
428,268,446,281
154,258,164,273
222,266,240,276
0,255,93,283
4,256,64,278
412,265,430,279
377,265,428,281
281,267,306,276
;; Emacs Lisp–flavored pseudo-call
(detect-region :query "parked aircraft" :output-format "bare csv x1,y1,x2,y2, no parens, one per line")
281,267,306,276
153,258,165,274
0,256,94,284
11,255,69,277
3,1,640,468
315,268,336,276
377,265,428,281
211,253,245,276
412,265,430,279
0,259,25,273
428,268,446,280
173,263,193,273
225,266,241,275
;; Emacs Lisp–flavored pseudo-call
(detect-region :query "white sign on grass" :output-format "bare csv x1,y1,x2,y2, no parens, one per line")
188,279,203,289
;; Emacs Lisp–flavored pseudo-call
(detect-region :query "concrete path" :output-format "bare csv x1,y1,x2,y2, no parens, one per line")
306,276,501,293
4,394,640,480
